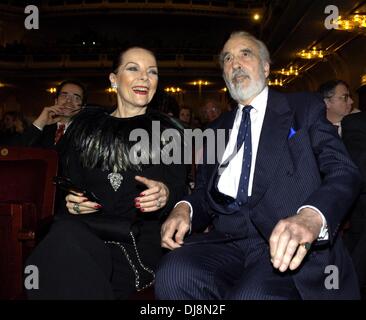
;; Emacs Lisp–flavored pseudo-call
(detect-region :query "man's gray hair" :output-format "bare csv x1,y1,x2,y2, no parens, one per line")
219,31,271,68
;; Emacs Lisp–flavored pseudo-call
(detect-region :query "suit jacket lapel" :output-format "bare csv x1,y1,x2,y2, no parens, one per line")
219,106,237,160
210,107,238,176
249,89,293,207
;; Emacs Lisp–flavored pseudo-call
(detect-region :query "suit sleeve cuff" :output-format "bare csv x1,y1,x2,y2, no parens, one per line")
297,205,329,240
32,123,43,131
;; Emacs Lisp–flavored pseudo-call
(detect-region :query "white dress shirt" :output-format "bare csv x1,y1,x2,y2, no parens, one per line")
332,121,342,137
33,121,70,132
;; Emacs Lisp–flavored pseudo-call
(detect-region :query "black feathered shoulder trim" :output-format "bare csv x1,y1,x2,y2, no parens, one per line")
62,106,184,172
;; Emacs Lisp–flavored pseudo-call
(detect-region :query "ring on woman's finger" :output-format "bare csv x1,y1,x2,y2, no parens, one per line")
156,198,162,208
73,203,81,214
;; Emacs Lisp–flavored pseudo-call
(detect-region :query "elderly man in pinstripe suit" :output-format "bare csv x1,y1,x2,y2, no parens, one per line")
155,31,362,300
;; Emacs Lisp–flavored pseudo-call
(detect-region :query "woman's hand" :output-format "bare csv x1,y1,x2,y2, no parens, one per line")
65,191,102,215
134,176,170,212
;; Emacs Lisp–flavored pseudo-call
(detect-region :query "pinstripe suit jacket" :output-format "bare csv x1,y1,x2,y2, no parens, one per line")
185,89,362,299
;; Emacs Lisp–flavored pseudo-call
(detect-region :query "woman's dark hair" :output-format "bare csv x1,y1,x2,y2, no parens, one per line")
111,46,157,74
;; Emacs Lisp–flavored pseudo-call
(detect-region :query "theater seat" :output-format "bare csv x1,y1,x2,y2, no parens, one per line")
0,146,58,299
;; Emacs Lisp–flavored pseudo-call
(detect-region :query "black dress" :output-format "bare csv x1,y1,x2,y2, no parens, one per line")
26,106,187,299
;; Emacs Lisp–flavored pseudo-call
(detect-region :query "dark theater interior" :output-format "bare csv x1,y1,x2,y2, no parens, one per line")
1,0,365,117
1,0,366,303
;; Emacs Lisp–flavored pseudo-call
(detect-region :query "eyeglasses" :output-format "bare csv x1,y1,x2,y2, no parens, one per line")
58,92,82,104
326,93,352,103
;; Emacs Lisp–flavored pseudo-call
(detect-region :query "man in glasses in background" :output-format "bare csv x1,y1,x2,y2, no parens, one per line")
318,79,353,136
17,80,86,148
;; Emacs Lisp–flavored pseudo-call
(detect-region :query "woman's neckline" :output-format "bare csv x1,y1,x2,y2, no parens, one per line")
107,109,149,120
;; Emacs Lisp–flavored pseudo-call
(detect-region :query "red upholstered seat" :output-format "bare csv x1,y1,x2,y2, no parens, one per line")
0,147,58,299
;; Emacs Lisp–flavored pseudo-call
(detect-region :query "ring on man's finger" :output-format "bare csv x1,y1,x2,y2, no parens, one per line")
300,242,311,251
73,203,81,214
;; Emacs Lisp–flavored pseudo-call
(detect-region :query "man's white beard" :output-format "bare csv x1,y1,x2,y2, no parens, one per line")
224,67,266,104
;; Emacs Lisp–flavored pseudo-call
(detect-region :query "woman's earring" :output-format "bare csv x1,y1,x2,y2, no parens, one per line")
111,83,117,89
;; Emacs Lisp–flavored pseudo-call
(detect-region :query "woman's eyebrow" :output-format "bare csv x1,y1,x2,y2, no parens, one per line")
124,62,157,69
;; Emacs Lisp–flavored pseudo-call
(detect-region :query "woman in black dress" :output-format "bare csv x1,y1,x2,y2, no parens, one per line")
26,47,187,299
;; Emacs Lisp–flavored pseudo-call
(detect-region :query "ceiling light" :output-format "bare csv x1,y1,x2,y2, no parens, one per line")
165,87,182,93
268,79,284,87
336,14,366,31
297,47,327,60
106,87,117,93
189,80,210,86
276,66,299,76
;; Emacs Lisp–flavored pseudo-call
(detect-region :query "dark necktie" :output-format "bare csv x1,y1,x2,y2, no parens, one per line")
54,123,66,144
209,105,253,212
235,105,253,205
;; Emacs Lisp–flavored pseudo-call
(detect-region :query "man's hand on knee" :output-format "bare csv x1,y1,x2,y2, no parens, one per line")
161,203,191,250
269,208,322,272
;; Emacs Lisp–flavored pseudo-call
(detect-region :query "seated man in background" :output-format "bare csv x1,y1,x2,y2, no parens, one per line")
318,79,353,137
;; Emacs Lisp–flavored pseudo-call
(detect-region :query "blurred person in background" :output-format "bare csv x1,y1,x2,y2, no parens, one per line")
179,106,192,127
201,99,222,126
0,111,29,145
